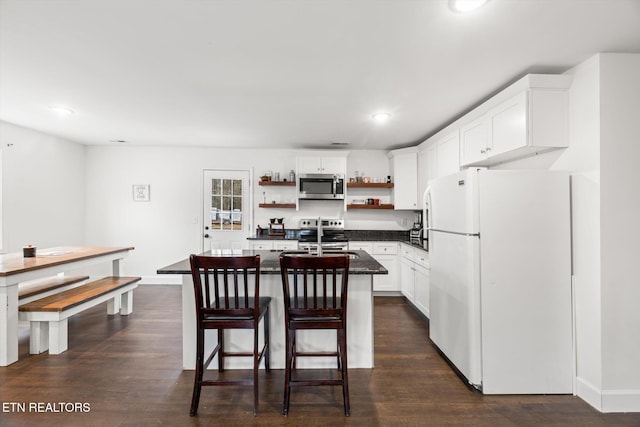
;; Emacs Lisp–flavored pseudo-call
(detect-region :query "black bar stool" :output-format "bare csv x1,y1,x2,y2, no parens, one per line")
189,254,270,416
279,253,350,416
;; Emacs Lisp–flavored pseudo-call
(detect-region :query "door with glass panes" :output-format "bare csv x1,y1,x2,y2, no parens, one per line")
203,170,250,252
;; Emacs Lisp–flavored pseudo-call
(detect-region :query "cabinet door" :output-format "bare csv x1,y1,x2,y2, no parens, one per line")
392,151,418,209
460,116,489,165
414,263,430,318
373,254,398,292
320,157,347,175
489,91,527,157
426,144,437,187
436,131,460,178
417,148,429,205
297,157,323,174
400,256,415,302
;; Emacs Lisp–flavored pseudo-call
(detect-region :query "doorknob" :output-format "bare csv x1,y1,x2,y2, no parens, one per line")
204,234,210,238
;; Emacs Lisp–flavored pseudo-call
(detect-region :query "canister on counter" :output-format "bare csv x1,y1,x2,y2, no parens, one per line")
23,245,36,257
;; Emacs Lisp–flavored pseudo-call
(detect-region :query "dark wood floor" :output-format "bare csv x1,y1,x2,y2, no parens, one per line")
1,285,638,426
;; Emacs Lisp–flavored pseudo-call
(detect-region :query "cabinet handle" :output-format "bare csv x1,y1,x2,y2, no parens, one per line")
485,147,492,152
480,149,486,154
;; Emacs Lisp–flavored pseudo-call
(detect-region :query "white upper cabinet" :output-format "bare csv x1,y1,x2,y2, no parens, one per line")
389,148,418,210
297,156,346,175
435,130,460,177
460,116,490,165
459,75,572,167
417,148,430,206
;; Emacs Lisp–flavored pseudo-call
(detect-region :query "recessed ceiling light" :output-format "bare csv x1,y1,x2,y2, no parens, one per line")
48,105,75,117
371,112,391,123
449,0,489,13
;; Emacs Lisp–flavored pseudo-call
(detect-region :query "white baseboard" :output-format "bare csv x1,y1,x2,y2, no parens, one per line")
602,389,640,413
576,377,602,411
577,377,640,413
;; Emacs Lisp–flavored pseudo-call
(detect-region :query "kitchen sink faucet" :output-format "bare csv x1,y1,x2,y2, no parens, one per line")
317,217,323,256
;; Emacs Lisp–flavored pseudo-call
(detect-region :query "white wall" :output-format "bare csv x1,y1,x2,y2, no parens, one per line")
0,121,85,252
84,146,415,282
599,53,640,411
496,53,640,412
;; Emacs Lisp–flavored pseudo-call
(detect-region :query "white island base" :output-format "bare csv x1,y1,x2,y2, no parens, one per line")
180,273,374,370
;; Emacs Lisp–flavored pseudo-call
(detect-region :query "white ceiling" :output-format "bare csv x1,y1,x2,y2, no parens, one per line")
1,0,639,151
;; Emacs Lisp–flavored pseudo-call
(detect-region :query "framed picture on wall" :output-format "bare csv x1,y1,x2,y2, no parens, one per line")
132,184,150,202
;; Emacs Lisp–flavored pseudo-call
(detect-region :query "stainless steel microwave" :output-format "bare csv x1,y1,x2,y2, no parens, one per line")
298,174,345,200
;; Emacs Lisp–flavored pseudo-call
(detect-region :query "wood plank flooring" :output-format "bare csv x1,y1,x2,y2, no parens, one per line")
1,285,638,426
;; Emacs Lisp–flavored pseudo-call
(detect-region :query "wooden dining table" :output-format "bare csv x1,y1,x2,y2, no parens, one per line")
0,246,134,366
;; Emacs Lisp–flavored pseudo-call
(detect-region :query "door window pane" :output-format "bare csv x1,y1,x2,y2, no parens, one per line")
209,178,243,230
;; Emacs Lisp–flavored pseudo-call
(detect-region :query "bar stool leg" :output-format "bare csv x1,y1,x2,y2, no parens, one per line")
339,328,350,416
190,328,205,416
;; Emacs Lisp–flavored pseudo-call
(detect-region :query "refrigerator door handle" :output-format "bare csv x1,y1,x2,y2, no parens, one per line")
424,186,432,250
427,228,480,238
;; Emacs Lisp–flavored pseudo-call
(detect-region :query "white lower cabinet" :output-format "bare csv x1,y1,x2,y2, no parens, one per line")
400,243,430,318
414,261,430,318
250,241,273,250
249,240,297,250
349,241,398,292
400,255,415,301
274,241,298,250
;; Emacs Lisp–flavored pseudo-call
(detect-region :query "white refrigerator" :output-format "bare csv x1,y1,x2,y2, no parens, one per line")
426,168,573,394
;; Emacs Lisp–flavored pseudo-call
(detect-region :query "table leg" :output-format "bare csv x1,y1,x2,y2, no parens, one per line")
0,283,19,366
112,258,122,276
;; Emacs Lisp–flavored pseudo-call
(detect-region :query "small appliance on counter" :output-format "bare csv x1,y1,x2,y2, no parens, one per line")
409,226,423,246
268,218,285,236
409,212,423,246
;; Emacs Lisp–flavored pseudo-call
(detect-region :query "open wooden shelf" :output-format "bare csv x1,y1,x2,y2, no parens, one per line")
258,181,295,186
346,182,393,188
258,203,296,209
346,203,394,210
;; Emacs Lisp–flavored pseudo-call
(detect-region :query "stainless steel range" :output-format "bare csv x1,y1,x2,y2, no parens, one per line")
297,218,348,252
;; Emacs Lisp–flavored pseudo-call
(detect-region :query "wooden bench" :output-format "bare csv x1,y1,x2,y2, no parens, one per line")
18,275,90,305
19,276,141,355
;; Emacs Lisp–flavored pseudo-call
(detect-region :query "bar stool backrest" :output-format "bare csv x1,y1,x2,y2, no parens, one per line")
279,254,350,321
189,254,261,320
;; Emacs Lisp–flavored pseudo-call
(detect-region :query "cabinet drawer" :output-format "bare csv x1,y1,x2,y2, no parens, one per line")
349,241,373,252
372,242,398,255
250,241,274,250
414,249,429,269
274,241,298,250
400,243,415,261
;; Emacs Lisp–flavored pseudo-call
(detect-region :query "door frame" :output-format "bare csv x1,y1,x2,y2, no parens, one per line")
201,168,254,253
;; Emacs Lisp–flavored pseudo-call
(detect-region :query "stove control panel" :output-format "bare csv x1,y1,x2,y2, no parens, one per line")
299,218,344,229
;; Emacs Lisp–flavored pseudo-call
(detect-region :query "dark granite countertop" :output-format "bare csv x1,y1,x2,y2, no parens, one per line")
157,249,388,276
247,229,411,242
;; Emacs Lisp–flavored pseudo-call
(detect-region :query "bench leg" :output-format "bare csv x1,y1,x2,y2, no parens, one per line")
120,290,134,316
48,319,68,355
107,295,121,315
30,321,49,354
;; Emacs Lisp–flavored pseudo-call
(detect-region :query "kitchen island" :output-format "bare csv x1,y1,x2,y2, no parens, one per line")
157,249,387,370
